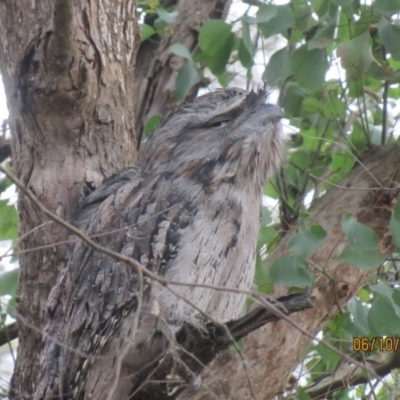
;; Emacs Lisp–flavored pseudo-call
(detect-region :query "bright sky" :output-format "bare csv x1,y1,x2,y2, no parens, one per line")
0,77,8,124
0,76,15,274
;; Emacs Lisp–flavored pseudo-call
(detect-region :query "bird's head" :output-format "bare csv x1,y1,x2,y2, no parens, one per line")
141,88,284,188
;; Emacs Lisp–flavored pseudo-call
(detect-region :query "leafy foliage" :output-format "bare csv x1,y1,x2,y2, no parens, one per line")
0,167,18,379
0,172,18,269
270,255,315,288
137,0,400,397
1,0,400,398
337,214,385,269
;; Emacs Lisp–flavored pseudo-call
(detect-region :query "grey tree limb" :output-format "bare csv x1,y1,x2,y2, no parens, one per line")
187,143,400,400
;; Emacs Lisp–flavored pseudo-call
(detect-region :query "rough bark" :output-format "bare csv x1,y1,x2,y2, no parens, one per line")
305,348,400,399
0,0,140,397
183,143,400,400
134,0,232,147
0,0,232,398
135,293,314,400
2,0,399,398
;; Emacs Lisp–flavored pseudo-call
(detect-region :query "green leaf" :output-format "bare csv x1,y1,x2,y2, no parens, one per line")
370,283,400,318
140,24,156,41
175,61,201,100
337,32,377,79
199,20,232,56
337,247,385,269
291,45,329,89
341,213,379,252
307,14,337,50
357,287,371,303
262,47,291,85
200,38,234,75
373,0,400,15
290,150,312,171
289,225,327,258
258,4,295,38
392,288,400,308
349,120,369,151
330,153,356,180
270,256,315,288
239,19,254,69
296,386,312,400
389,195,400,247
315,340,340,371
239,40,253,69
292,1,313,32
170,44,192,61
312,0,331,18
336,6,351,42
302,97,323,114
322,96,346,119
302,128,320,151
216,70,235,87
378,18,400,61
241,18,254,55
153,18,167,34
377,386,391,400
370,281,394,300
338,214,385,269
0,268,18,297
335,389,352,399
345,298,370,336
198,20,234,75
281,82,308,117
144,114,163,137
0,200,18,241
264,179,280,199
353,9,381,37
368,294,400,336
258,226,279,250
155,7,178,23
145,0,159,7
250,4,277,23
330,0,353,6
254,255,273,293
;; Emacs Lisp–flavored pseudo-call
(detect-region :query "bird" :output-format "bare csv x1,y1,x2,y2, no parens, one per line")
34,87,284,399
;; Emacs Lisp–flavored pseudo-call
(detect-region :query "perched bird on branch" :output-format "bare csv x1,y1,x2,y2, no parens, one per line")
35,88,284,400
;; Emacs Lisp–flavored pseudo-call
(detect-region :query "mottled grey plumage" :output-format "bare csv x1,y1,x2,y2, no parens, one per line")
35,88,283,399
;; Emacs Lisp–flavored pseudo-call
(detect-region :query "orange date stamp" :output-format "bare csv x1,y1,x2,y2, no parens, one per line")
353,337,400,352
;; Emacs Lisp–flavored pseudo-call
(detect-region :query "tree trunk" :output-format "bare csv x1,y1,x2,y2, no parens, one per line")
3,1,398,399
0,0,231,398
133,0,231,146
0,0,139,397
185,143,400,400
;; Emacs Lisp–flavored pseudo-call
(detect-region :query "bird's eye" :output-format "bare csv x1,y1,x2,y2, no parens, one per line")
209,120,229,128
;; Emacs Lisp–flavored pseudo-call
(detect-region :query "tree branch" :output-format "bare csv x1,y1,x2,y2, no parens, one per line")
0,140,11,164
0,119,11,163
0,164,314,399
188,143,400,399
133,293,314,400
0,321,18,347
306,348,400,399
134,0,232,146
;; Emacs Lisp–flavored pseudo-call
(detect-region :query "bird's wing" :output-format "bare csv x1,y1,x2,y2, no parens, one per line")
36,170,199,399
74,167,139,227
